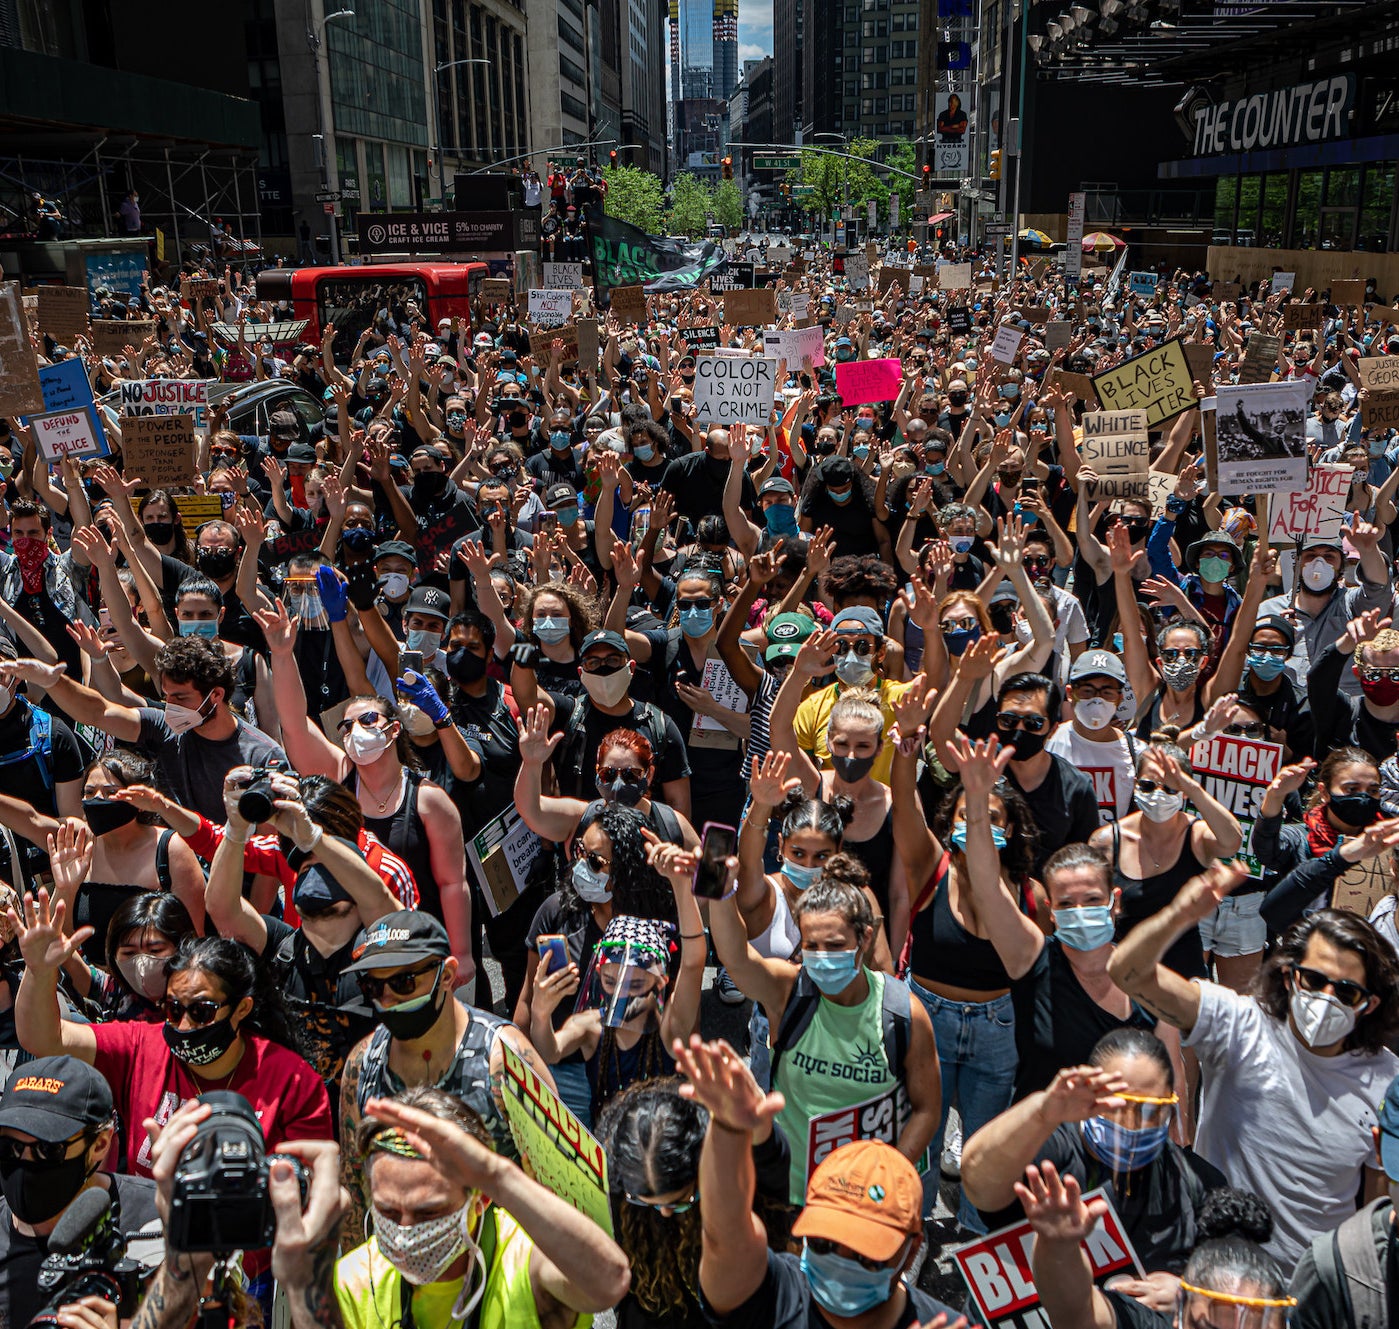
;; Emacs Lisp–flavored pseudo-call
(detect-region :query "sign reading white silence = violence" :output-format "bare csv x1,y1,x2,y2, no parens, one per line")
690,355,777,425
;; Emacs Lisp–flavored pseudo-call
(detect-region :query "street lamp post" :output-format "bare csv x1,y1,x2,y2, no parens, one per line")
433,58,493,205
812,131,847,243
308,7,355,264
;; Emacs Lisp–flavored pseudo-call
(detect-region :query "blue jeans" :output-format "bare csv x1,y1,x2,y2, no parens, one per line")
909,979,1017,1232
550,1058,593,1131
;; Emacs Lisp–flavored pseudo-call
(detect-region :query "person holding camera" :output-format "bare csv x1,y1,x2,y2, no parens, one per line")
333,1087,630,1329
0,1056,162,1329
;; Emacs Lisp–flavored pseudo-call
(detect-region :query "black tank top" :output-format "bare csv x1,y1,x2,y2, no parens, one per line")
1133,685,1205,741
909,853,1018,993
354,768,440,919
1111,820,1208,978
845,809,895,922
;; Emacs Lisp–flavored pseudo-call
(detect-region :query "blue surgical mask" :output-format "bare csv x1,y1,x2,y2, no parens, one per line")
178,620,218,640
942,624,981,656
633,443,655,462
1053,905,1116,951
853,444,870,461
555,505,579,527
1247,652,1287,681
780,860,822,890
1111,632,1124,653
679,606,714,637
999,383,1020,399
994,411,1011,428
800,1242,901,1318
533,617,570,644
926,461,946,476
1370,440,1387,458
802,948,860,995
950,820,1007,851
550,431,572,452
829,487,853,505
406,628,440,654
1081,1115,1171,1172
765,504,799,538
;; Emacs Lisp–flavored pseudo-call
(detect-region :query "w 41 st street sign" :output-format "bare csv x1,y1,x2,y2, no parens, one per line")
754,155,802,171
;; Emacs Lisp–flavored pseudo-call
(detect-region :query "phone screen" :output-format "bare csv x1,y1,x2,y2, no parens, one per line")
692,823,738,900
400,649,424,675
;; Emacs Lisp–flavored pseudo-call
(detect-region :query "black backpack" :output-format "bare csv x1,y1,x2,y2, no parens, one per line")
556,699,670,799
769,968,912,1082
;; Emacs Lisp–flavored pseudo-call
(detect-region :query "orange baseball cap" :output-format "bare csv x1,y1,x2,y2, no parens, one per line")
791,1141,922,1261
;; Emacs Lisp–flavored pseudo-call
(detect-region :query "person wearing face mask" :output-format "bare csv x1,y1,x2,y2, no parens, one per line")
0,1055,163,1329
360,583,451,702
964,1030,1226,1280
1089,738,1243,981
367,542,419,638
338,912,556,1248
494,583,589,699
1045,650,1139,824
334,1088,630,1329
938,376,973,434
1309,611,1399,764
661,428,759,528
0,500,93,686
92,892,193,1021
800,457,890,561
1110,864,1399,1268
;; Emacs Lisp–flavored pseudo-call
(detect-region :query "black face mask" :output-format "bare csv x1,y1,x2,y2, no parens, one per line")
413,471,449,498
509,410,528,429
375,969,447,1041
82,797,139,837
197,547,238,580
597,775,647,807
830,753,876,784
446,646,488,685
0,1146,95,1225
143,521,174,545
1329,792,1382,829
948,393,968,408
1000,727,1047,760
164,1016,238,1067
342,527,375,554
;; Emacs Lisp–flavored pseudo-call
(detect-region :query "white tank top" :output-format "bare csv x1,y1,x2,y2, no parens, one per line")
751,881,802,962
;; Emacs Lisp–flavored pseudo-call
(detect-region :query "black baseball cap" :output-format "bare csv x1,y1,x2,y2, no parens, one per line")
373,540,419,567
405,585,450,621
0,1056,114,1141
581,628,629,656
343,911,452,974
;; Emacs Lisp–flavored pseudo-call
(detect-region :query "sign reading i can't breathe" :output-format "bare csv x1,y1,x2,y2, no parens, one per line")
691,354,777,425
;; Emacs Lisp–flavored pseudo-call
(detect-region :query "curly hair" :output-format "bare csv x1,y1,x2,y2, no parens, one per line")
1251,909,1399,1055
820,554,898,608
935,777,1039,884
155,636,235,699
563,804,677,926
793,871,874,940
1194,1188,1274,1247
519,580,599,651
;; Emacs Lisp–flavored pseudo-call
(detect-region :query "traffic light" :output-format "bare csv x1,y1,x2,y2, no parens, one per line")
922,163,931,186
989,150,1002,181
722,156,733,180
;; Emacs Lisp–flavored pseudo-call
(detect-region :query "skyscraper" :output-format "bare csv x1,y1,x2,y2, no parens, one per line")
773,0,803,145
682,0,714,95
713,0,738,101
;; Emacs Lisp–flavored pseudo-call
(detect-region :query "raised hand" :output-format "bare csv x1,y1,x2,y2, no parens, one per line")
942,732,1014,798
516,704,563,765
1014,1161,1108,1244
1337,608,1391,656
250,597,299,656
1105,521,1143,576
1039,1065,1130,1127
8,888,92,974
47,820,94,902
673,1035,785,1133
748,750,802,807
1174,859,1249,927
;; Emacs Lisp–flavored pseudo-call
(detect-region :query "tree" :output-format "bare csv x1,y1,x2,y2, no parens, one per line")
712,178,743,232
882,139,917,227
603,165,664,234
787,137,884,218
666,173,712,238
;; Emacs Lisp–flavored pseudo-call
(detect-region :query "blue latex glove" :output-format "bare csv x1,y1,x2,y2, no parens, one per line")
315,564,349,623
396,670,449,725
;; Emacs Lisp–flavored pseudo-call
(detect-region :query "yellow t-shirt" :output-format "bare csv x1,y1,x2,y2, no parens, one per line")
791,677,912,786
335,1208,591,1329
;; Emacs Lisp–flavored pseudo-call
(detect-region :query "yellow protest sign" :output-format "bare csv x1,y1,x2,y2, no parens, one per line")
1090,336,1195,429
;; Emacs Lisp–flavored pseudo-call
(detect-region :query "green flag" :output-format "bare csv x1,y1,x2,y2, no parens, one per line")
586,212,728,293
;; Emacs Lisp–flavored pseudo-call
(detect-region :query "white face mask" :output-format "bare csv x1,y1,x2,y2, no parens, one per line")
117,952,168,1004
1074,697,1115,731
1134,787,1184,822
378,572,411,601
163,697,210,734
344,724,393,764
0,685,12,713
372,1203,469,1286
1289,986,1358,1049
1300,557,1337,593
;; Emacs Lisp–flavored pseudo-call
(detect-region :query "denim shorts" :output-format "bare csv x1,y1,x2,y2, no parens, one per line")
1198,891,1266,958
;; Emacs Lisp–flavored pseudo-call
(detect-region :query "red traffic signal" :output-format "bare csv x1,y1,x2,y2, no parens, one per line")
722,156,733,180
922,163,931,182
609,149,618,167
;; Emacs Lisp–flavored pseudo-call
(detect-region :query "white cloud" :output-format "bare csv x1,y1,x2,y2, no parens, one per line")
738,40,769,59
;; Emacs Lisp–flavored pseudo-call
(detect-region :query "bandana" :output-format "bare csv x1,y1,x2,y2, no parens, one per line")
597,914,673,965
367,1127,422,1159
1304,803,1339,859
12,537,48,594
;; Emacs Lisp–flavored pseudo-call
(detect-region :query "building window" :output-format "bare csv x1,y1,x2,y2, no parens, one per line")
1360,163,1393,253
1292,170,1323,248
1261,174,1287,248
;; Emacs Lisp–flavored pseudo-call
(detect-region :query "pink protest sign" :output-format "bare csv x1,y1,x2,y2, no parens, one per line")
835,357,902,405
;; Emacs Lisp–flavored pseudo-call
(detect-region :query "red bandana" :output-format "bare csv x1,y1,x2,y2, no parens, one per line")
1304,804,1340,859
12,537,48,595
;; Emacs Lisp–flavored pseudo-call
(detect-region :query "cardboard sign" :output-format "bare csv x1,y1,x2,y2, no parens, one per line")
835,358,903,406
542,262,583,290
1363,392,1399,430
763,324,825,368
466,804,544,920
29,408,108,462
90,320,156,358
1332,853,1393,917
1268,464,1350,546
1214,379,1309,494
1238,332,1280,385
723,287,777,327
683,325,721,350
118,378,210,432
1046,369,1099,408
481,277,514,301
843,254,869,293
1358,356,1399,392
877,267,909,296
1080,409,1149,500
1043,321,1072,354
0,282,44,418
1281,303,1324,331
1190,734,1283,878
990,325,1024,365
37,286,91,343
777,291,811,319
691,354,777,425
952,1190,1142,1329
1090,336,1195,428
608,284,647,324
1215,281,1242,301
1184,342,1216,389
121,413,197,486
914,263,940,283
1270,271,1296,294
575,317,599,370
1371,306,1399,327
498,1040,612,1235
940,262,972,291
528,324,579,363
181,277,219,303
528,288,573,328
1332,278,1366,307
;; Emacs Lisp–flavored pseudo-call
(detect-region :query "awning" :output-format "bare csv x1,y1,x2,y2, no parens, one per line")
927,211,954,224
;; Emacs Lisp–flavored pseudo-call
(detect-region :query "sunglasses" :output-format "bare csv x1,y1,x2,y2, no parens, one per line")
0,1131,96,1165
1223,723,1268,739
1248,644,1289,659
582,657,627,675
996,712,1048,733
357,961,442,1002
835,637,876,655
598,767,645,785
942,617,978,633
576,849,611,874
164,996,229,1027
337,711,388,734
1361,666,1399,682
1292,964,1371,1008
679,597,716,612
1160,648,1203,662
1022,555,1052,570
625,1190,697,1214
1134,779,1179,795
804,1237,899,1273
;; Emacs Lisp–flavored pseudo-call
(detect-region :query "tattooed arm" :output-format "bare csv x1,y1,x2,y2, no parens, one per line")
269,1139,349,1329
338,1036,370,1253
127,1256,212,1329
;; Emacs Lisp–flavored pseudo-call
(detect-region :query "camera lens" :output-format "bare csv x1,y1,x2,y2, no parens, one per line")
237,777,274,824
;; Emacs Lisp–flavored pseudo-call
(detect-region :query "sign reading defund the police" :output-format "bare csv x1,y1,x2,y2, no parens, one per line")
1190,734,1282,878
953,1190,1143,1329
691,354,777,426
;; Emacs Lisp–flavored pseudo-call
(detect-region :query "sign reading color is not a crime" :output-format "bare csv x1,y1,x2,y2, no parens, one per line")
691,354,777,426
1090,336,1195,429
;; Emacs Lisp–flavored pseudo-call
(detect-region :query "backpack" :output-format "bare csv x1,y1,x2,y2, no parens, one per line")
1310,1197,1391,1329
770,967,912,1083
556,699,670,799
0,703,53,791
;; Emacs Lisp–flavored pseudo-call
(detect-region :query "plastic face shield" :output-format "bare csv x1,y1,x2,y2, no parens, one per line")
579,939,667,1029
1176,1282,1295,1329
283,574,328,629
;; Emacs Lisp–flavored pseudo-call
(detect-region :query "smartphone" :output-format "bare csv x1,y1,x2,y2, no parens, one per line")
400,649,424,675
692,822,738,900
537,934,569,975
541,511,559,532
1020,477,1040,494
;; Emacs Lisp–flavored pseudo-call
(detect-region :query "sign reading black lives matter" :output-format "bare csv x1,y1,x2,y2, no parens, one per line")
691,355,777,425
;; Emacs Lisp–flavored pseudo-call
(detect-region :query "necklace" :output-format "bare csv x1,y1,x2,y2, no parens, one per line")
359,767,406,814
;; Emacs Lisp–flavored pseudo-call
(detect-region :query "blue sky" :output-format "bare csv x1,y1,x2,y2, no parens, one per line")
739,3,773,61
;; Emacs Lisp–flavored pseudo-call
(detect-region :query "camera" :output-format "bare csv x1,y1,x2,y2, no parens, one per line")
166,1092,308,1253
28,1191,144,1328
237,761,287,824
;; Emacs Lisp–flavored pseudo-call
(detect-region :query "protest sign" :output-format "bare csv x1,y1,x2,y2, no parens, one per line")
1044,321,1072,354
914,263,939,283
528,288,573,328
267,528,323,563
708,262,754,292
877,267,909,296
29,409,108,463
777,291,811,319
1189,734,1282,877
803,1081,926,1191
498,1041,612,1235
30,360,100,423
689,657,749,750
1270,271,1296,294
691,354,777,425
1017,306,1053,324
467,804,545,919
952,1190,1142,1329
0,283,44,418
1358,356,1399,391
481,277,514,301
1215,380,1308,494
575,318,599,370
1363,393,1399,430
528,324,579,362
1372,306,1399,327
844,254,869,292
172,494,225,524
1238,332,1280,385
763,325,825,368
990,325,1024,365
1268,464,1350,546
1332,278,1366,307
417,503,479,569
121,414,197,486
907,275,925,296
1148,470,1176,515
1215,281,1242,300
1090,336,1194,428
90,320,155,358
1184,343,1215,389
1046,369,1099,408
683,325,721,350
1281,303,1324,331
1332,851,1394,916
609,284,647,323
181,277,219,303
723,287,777,327
118,379,210,432
948,306,972,335
940,262,972,290
36,286,91,343
542,262,583,290
1079,410,1150,500
1129,271,1158,297
835,358,903,406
